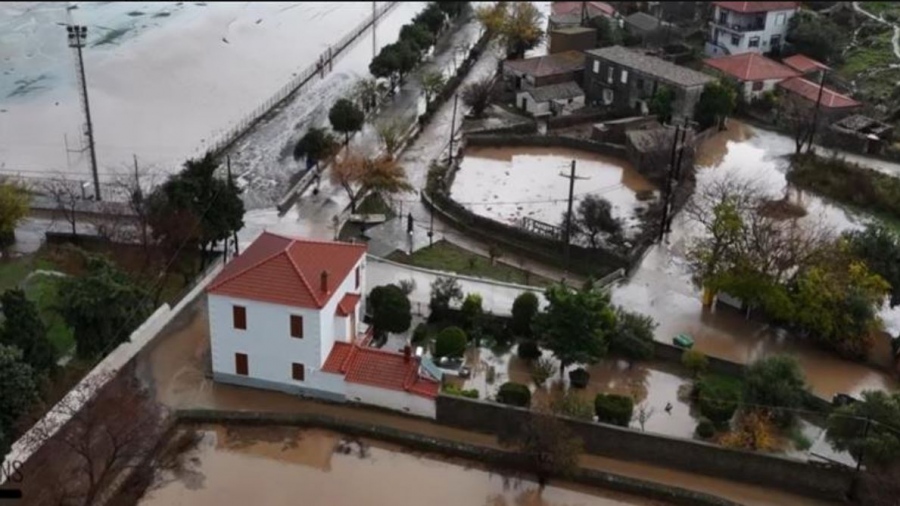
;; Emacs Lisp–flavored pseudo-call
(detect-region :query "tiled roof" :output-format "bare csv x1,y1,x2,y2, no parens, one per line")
321,343,439,399
777,77,861,109
527,81,585,102
587,46,715,88
336,293,361,317
625,11,662,32
713,2,799,13
207,231,366,309
504,51,585,78
551,1,616,18
782,54,830,74
704,53,799,82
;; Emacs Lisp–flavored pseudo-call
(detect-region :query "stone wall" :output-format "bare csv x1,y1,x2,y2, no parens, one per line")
435,395,853,502
175,409,741,506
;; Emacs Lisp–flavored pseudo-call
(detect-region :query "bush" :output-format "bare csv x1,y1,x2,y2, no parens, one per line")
530,357,556,386
443,383,479,399
511,292,539,337
411,323,429,344
681,349,709,377
695,418,715,439
434,326,467,358
743,355,807,427
460,292,484,332
552,392,594,421
568,368,590,389
594,393,634,427
517,340,541,360
696,375,741,426
497,382,531,407
610,309,656,361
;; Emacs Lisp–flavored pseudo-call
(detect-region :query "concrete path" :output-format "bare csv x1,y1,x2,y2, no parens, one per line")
852,2,900,60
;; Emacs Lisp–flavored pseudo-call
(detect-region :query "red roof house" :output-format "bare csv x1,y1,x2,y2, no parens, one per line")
777,77,861,110
712,1,799,13
704,53,799,100
782,54,830,75
551,1,616,18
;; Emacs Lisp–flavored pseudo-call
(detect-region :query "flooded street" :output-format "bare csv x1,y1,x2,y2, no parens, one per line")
139,425,662,506
612,120,900,399
452,146,656,233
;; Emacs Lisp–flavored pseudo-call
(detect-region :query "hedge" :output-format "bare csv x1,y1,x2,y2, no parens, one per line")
496,382,531,407
594,393,634,427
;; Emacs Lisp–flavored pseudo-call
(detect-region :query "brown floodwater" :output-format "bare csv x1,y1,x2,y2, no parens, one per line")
138,425,664,506
451,146,656,233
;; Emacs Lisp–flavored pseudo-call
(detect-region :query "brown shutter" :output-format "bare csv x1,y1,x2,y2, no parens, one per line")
355,266,360,289
290,315,304,338
235,353,248,375
292,363,305,381
233,306,246,330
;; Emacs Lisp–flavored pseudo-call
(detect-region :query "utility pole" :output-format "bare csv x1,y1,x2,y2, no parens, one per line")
448,93,459,165
806,69,828,154
372,1,377,59
855,416,872,473
227,155,239,256
559,160,589,267
659,123,682,242
67,24,101,201
428,208,435,247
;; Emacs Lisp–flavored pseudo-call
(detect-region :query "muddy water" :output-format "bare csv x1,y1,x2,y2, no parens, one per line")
139,425,662,506
612,120,900,399
452,146,656,233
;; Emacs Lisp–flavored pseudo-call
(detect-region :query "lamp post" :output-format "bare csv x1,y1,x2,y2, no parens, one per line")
67,24,101,201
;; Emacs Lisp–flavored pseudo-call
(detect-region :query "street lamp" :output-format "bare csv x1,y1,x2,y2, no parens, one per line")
67,24,101,201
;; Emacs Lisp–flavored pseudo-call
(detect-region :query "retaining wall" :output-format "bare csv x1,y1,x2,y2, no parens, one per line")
435,395,853,502
174,409,740,506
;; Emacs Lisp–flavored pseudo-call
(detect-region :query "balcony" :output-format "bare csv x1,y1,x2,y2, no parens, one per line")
709,20,765,33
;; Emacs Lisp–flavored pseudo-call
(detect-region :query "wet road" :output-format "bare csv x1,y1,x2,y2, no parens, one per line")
140,425,662,506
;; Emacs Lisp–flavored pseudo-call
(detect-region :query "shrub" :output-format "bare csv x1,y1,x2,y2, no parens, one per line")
517,340,541,360
511,292,539,337
552,392,594,421
743,355,807,427
682,349,709,377
368,284,412,338
610,309,656,361
568,368,590,389
594,394,634,427
434,326,467,358
497,382,531,407
530,357,556,386
460,292,484,332
411,323,429,344
695,418,715,439
444,383,479,399
696,375,741,426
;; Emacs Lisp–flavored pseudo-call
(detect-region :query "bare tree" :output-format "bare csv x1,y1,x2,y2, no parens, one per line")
461,77,496,118
375,118,411,159
23,370,167,506
780,95,817,155
501,400,583,489
112,162,160,270
41,176,84,236
633,403,655,432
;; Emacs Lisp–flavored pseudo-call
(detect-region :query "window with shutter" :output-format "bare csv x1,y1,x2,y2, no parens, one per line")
290,315,304,338
355,266,360,289
235,353,248,375
233,306,246,330
292,363,305,381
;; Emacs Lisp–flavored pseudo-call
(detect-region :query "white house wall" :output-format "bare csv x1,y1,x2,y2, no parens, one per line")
707,6,795,56
345,382,436,419
742,78,781,101
313,370,348,398
320,257,366,364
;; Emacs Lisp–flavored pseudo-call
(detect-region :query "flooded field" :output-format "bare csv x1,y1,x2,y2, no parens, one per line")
138,425,663,506
451,146,656,234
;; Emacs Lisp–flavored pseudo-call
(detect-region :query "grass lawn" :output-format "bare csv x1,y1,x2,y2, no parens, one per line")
387,239,553,287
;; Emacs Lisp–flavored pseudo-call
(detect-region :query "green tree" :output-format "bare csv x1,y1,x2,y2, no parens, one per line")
421,70,447,104
434,326,467,358
576,194,622,248
534,281,615,377
429,276,463,323
400,23,434,53
0,288,56,376
845,225,900,307
694,81,736,130
392,41,419,83
0,182,28,248
370,45,401,89
293,127,338,170
414,3,447,35
436,1,467,19
0,344,39,442
58,255,150,359
368,284,412,339
460,292,484,333
610,309,656,361
498,2,544,59
511,291,539,338
827,390,900,467
648,86,675,123
475,2,507,37
786,10,844,65
147,153,244,272
329,98,366,145
743,355,808,427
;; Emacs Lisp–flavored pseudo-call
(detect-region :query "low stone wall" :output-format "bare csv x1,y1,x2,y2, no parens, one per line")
435,395,853,502
174,409,740,506
465,133,628,159
546,107,635,131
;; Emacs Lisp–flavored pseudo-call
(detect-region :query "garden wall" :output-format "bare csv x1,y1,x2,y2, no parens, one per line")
175,409,741,506
435,395,853,502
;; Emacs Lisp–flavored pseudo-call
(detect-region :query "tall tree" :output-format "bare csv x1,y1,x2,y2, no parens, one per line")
534,281,615,376
368,284,412,339
694,81,736,130
414,3,447,35
576,195,622,248
499,2,544,59
330,153,413,212
293,127,338,171
393,41,419,83
0,181,28,248
780,94,817,154
421,70,447,104
0,344,38,444
461,76,495,118
786,10,843,65
436,1,467,19
400,23,434,53
329,98,366,145
827,390,900,468
429,276,464,323
511,291,540,338
353,77,385,113
501,402,583,488
844,225,900,308
370,46,401,91
375,119,408,159
610,308,656,361
743,355,808,427
57,255,150,359
475,2,507,37
0,288,56,376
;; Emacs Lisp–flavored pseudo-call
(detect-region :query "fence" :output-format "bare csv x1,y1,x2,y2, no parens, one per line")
201,1,401,159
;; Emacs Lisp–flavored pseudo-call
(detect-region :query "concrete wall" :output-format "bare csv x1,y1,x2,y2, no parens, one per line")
707,6,795,56
435,395,853,502
346,382,436,419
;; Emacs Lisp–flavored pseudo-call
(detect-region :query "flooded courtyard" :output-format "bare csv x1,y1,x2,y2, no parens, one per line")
138,425,663,506
451,146,656,234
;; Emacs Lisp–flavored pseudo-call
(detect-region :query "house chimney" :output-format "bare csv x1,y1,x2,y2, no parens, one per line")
320,270,329,293
403,345,411,363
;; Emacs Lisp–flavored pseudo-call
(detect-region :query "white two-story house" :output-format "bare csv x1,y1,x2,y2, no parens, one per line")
706,2,799,57
206,231,440,417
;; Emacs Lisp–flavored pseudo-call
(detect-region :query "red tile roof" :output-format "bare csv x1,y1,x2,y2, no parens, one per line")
551,1,616,18
782,54,830,74
704,53,799,82
777,77,861,109
207,231,366,309
321,342,439,399
336,293,361,317
503,51,585,78
713,2,799,13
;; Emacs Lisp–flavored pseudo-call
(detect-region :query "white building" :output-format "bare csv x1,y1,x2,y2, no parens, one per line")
705,1,799,57
518,81,586,118
207,231,440,417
